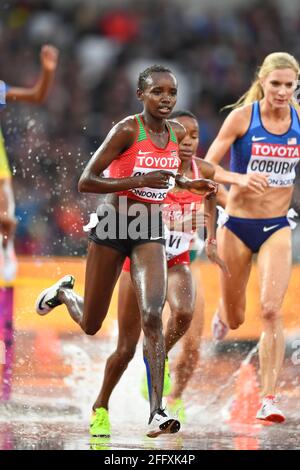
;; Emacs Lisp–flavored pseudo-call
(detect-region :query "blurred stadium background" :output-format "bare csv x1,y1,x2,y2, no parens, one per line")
1,0,300,258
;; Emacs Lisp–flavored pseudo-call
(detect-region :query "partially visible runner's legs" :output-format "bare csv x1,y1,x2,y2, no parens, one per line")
164,264,195,353
36,241,130,438
214,225,290,422
130,242,180,437
212,226,252,340
256,228,291,423
93,262,196,437
36,240,180,437
36,242,125,334
90,271,141,437
168,264,205,421
163,263,195,420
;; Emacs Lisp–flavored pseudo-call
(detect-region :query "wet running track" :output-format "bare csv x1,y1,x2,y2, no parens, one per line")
1,331,299,450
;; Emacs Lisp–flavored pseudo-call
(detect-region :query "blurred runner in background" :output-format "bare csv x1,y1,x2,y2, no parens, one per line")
0,45,59,281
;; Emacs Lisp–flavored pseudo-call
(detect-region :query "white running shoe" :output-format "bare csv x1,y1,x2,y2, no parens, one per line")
35,275,75,316
212,311,229,340
147,408,180,438
256,395,285,423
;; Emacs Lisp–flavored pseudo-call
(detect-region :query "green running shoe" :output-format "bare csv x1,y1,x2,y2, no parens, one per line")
90,407,111,437
140,358,173,401
90,436,110,450
167,398,186,424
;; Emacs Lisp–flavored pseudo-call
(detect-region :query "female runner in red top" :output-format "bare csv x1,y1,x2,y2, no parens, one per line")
35,65,217,437
86,110,227,437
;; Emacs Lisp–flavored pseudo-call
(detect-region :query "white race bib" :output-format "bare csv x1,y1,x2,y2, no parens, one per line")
165,227,194,260
247,142,300,187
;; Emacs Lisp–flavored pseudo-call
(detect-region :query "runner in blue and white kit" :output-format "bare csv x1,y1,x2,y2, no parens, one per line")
205,52,300,423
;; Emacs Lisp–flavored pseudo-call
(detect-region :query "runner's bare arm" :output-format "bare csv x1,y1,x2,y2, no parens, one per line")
197,159,215,179
176,174,218,197
6,45,59,104
204,194,228,274
195,158,228,206
205,107,269,193
216,184,228,207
